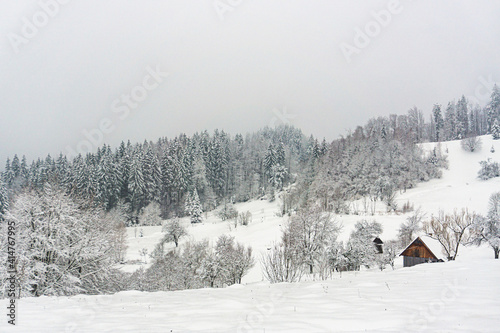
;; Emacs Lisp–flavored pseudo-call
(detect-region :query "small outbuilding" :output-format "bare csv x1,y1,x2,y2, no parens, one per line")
373,237,384,254
400,236,444,267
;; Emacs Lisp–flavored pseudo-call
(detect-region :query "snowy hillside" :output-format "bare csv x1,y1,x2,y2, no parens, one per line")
2,135,500,332
122,135,500,282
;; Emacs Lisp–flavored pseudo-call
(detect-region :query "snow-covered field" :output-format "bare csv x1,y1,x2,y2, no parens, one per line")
3,135,500,332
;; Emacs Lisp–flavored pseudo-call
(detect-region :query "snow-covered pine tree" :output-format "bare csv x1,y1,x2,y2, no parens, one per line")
456,95,469,139
443,101,457,140
190,189,203,223
264,143,276,177
492,118,500,140
487,84,500,132
433,104,444,142
276,142,286,167
3,158,14,187
143,145,162,203
128,153,147,214
11,155,20,178
0,177,8,216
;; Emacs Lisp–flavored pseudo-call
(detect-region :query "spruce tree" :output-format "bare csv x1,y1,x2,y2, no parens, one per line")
3,158,14,187
190,189,203,223
128,154,147,213
433,104,444,141
11,155,20,178
492,118,500,140
0,177,8,216
264,144,276,176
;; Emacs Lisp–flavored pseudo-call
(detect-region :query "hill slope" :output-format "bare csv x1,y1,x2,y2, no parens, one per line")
2,135,500,332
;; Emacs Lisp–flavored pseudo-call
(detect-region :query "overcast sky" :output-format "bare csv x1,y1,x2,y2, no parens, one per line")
1,0,499,162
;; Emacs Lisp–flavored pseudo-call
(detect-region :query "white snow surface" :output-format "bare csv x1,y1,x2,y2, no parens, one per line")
3,135,500,332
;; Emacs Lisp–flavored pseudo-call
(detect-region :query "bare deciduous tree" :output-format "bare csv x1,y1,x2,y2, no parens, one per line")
423,209,477,260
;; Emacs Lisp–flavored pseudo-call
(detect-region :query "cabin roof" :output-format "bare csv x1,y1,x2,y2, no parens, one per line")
399,236,444,260
373,237,383,245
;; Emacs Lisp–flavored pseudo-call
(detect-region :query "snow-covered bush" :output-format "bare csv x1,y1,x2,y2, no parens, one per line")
217,204,238,221
401,200,414,213
132,235,254,292
210,235,255,285
138,201,162,226
238,211,252,226
478,159,500,180
261,242,303,283
461,136,482,152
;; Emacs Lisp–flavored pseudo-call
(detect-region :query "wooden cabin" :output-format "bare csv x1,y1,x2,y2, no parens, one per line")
400,236,443,267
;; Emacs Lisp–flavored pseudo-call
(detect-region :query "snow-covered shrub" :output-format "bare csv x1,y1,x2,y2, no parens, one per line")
461,136,482,152
217,204,238,221
238,211,252,226
132,235,254,292
401,200,414,213
211,235,255,285
138,201,162,226
261,241,303,283
478,159,500,180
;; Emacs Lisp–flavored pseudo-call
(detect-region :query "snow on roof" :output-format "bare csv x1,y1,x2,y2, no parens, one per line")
418,235,445,260
400,235,445,260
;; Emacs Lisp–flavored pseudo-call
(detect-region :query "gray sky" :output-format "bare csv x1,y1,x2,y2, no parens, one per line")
1,0,499,162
